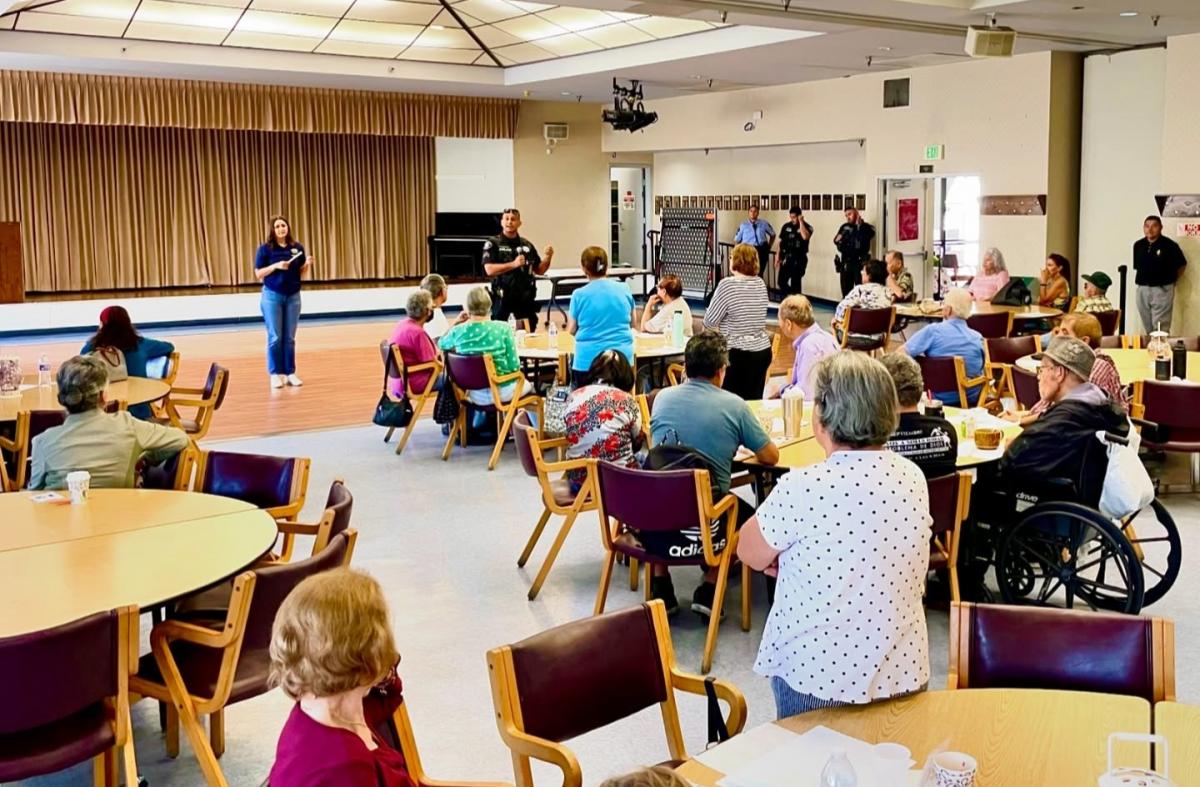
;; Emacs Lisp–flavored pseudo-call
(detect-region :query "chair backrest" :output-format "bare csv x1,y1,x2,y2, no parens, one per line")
29,409,67,441
914,356,964,406
1136,335,1200,351
0,608,125,734
496,603,669,743
380,340,402,379
950,602,1173,702
1138,380,1200,439
1092,310,1120,336
985,336,1037,366
201,451,301,510
927,472,964,541
201,363,231,410
512,410,540,479
323,479,353,541
845,307,895,335
1099,335,1124,350
444,352,491,392
966,312,1012,339
1011,365,1041,409
594,461,703,534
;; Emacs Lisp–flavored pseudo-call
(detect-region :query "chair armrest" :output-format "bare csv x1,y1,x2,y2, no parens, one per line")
169,386,206,396
710,492,737,520
166,396,214,409
276,521,322,537
493,369,525,385
407,360,441,374
670,668,748,737
544,457,591,475
419,779,513,787
153,618,233,649
494,725,581,787
961,374,992,391
538,436,570,451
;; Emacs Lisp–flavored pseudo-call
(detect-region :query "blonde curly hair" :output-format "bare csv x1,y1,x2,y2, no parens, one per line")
269,569,399,700
599,766,690,787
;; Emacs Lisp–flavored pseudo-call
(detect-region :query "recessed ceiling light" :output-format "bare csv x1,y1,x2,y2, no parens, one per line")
431,24,446,30
1119,10,1138,16
560,91,572,95
877,46,892,51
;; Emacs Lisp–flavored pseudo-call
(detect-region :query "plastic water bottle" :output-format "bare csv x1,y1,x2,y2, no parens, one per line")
820,749,857,787
37,354,51,387
548,321,559,349
507,313,517,333
671,310,685,347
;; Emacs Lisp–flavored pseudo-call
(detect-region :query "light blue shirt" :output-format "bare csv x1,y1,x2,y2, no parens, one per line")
651,379,770,494
734,219,775,247
569,278,634,373
906,318,986,405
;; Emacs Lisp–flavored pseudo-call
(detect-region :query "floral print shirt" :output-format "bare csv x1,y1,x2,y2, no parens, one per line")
563,385,642,492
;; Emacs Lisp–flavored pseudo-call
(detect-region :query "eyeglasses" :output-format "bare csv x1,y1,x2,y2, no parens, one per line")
1036,361,1062,377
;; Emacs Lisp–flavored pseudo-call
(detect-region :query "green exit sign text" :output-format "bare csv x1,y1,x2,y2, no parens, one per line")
924,144,944,161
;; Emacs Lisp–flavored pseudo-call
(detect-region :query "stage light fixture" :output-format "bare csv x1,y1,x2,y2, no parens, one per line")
601,78,658,133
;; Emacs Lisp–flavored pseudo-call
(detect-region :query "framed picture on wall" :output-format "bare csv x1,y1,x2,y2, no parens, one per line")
822,194,833,211
833,194,844,211
789,195,800,211
769,195,779,211
856,194,867,210
811,194,823,210
654,196,663,214
719,195,729,210
845,194,856,210
801,195,811,211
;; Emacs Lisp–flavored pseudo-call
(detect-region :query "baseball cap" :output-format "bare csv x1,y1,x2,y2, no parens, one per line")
1081,271,1113,291
1034,336,1095,382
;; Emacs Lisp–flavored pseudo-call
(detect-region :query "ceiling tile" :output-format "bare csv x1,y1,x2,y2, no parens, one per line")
533,31,601,56
451,0,523,24
17,12,128,36
508,1,552,11
493,13,565,41
603,11,644,21
577,21,651,48
536,6,614,32
0,16,15,30
249,0,351,16
346,0,440,23
410,23,475,48
472,23,522,47
124,19,230,43
156,0,247,6
491,40,552,63
328,18,423,44
136,0,242,29
397,46,481,63
627,16,712,38
27,0,138,19
224,29,326,50
315,38,406,57
237,8,337,37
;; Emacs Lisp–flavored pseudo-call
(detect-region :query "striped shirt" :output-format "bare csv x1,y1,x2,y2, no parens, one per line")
703,275,771,352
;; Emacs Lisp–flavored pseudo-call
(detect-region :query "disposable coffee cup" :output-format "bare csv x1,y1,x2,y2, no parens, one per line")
66,470,91,505
933,751,977,787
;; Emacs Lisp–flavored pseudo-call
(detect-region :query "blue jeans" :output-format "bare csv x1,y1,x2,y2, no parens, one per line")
770,677,927,719
261,288,301,374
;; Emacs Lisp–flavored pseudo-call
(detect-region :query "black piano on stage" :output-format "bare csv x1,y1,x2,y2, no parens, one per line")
427,212,501,280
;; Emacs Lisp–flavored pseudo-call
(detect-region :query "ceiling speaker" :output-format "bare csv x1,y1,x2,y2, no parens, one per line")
964,25,1016,58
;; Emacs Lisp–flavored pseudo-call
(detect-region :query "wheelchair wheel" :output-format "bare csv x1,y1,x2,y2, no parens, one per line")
996,502,1145,614
1105,500,1181,608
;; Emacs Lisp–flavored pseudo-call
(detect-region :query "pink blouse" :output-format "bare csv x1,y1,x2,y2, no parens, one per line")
968,270,1010,301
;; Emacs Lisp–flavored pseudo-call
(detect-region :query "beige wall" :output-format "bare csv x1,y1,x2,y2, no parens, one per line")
1161,33,1200,335
513,100,650,272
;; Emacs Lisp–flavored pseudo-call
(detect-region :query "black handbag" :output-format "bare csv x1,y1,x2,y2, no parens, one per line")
990,278,1032,306
432,384,459,425
373,363,414,428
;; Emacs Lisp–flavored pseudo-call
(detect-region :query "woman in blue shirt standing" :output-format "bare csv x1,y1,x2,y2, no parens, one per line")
567,246,634,388
80,305,175,420
255,215,313,389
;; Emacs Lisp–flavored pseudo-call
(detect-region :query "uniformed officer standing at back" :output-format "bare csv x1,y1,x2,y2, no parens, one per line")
833,206,876,297
483,207,553,331
776,205,813,296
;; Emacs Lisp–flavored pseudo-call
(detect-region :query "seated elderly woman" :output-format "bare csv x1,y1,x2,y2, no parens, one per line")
387,289,442,399
30,355,189,490
269,569,415,787
562,351,644,494
738,352,932,719
438,286,520,407
639,273,693,337
880,353,958,478
81,305,175,420
968,247,1011,301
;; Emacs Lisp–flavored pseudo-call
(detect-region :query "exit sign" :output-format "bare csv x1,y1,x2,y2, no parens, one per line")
924,144,944,161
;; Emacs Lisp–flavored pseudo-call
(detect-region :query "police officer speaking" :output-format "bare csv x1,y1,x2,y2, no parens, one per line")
776,205,813,296
833,206,876,297
483,207,554,331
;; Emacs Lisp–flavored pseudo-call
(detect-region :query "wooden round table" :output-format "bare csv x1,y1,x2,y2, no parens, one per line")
0,376,171,422
0,489,278,637
896,301,1062,322
1016,347,1200,384
677,689,1152,787
518,332,684,385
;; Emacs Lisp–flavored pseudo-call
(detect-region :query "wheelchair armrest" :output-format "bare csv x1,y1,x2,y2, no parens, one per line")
1132,417,1170,444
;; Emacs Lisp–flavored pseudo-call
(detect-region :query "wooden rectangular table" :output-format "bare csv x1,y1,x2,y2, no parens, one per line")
677,689,1151,787
1155,701,1200,784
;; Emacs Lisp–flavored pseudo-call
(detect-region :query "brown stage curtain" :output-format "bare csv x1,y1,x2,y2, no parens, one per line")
0,70,519,139
0,122,435,291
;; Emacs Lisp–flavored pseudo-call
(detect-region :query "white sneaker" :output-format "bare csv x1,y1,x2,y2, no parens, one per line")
270,375,285,389
286,374,304,387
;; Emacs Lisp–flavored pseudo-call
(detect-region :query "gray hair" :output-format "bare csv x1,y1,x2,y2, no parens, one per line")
406,289,433,322
465,286,492,317
879,353,924,408
944,288,972,319
420,273,446,300
983,247,1007,273
812,353,898,448
56,355,108,414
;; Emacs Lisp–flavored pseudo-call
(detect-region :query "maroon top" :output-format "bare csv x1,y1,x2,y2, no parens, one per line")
269,703,417,787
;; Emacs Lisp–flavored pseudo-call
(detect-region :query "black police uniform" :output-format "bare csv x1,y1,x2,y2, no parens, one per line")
777,218,813,296
483,233,541,331
834,220,876,296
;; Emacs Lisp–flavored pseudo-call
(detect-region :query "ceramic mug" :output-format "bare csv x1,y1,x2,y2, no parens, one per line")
933,751,977,787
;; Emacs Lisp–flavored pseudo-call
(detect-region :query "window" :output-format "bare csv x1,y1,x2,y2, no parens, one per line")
883,78,910,109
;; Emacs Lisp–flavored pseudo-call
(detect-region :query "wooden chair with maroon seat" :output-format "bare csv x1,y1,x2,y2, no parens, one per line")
442,352,540,471
984,335,1041,400
927,472,971,603
152,363,229,443
834,307,896,355
374,701,513,787
1133,335,1200,351
592,460,747,673
1010,364,1041,410
512,410,596,601
130,531,357,787
148,351,182,420
2,409,66,490
1134,379,1200,490
196,450,311,561
1099,335,1125,350
487,601,746,787
0,607,139,787
966,311,1013,339
1092,310,1121,337
914,355,993,409
948,602,1175,702
380,340,443,457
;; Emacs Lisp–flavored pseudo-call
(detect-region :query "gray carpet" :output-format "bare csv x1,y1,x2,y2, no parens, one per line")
20,419,1200,787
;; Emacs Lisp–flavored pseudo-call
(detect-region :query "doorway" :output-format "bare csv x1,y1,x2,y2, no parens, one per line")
610,166,651,267
879,174,981,298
